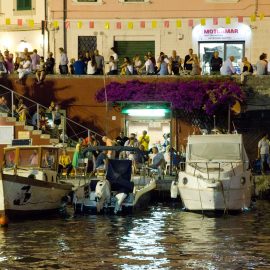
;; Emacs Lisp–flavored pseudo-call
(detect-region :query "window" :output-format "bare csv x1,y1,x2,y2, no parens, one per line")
17,0,32,10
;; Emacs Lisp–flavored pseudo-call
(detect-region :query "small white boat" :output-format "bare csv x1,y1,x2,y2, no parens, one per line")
173,134,252,211
73,146,156,214
0,145,73,220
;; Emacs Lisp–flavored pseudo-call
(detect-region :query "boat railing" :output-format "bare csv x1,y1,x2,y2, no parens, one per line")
0,84,103,144
179,161,249,180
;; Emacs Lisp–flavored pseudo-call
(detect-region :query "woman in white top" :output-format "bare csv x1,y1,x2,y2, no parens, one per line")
133,55,142,75
87,58,97,75
17,55,32,81
120,57,134,75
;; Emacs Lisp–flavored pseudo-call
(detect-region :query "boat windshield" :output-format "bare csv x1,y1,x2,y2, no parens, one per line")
189,142,241,161
18,148,39,167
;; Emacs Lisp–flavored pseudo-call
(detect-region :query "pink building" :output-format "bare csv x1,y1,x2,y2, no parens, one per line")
47,0,270,73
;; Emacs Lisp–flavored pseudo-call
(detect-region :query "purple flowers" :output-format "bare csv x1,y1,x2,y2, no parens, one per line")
96,79,244,115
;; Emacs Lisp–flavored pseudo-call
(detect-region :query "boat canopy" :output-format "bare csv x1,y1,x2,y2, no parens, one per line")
187,134,247,162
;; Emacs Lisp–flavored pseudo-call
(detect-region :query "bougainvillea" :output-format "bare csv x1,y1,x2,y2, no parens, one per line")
95,79,245,115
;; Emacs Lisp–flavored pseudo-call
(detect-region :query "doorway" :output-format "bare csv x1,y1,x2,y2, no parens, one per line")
125,119,170,151
114,41,155,71
199,41,245,74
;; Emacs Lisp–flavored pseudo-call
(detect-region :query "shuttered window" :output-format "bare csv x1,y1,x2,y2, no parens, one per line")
114,41,155,71
17,0,32,10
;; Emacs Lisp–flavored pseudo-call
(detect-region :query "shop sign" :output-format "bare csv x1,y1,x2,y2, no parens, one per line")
193,24,251,41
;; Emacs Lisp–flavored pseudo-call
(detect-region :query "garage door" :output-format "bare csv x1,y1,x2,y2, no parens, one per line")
114,41,155,71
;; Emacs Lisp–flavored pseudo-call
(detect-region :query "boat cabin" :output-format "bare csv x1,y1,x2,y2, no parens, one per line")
3,145,59,182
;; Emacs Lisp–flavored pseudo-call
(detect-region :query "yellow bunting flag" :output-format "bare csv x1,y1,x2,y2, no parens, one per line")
28,19,34,27
128,22,133,29
152,20,157,29
250,14,256,22
5,18,11,25
176,19,182,28
200,18,206,26
225,17,231,24
104,22,110,29
53,21,59,29
259,13,264,20
77,21,82,29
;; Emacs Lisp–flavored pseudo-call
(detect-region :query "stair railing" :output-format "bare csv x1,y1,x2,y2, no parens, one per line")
0,84,103,144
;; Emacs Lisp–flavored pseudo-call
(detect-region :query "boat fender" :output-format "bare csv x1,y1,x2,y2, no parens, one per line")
0,215,8,227
170,180,179,198
183,177,188,185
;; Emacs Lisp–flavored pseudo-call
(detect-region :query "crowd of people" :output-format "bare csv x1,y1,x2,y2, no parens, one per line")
66,130,184,179
1,46,269,82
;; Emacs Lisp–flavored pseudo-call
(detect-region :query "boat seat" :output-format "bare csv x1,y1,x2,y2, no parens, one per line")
75,158,88,178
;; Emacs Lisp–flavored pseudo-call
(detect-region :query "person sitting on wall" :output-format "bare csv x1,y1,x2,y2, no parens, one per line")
0,55,7,75
58,149,73,177
107,55,118,75
36,56,46,84
17,54,32,83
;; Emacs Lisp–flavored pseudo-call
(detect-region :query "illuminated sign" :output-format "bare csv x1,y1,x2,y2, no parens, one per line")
192,24,251,41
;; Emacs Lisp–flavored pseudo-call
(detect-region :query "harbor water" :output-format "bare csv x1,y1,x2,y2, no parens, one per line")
0,201,270,270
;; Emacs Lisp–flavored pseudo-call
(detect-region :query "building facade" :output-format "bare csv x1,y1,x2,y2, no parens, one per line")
47,0,270,72
0,0,47,55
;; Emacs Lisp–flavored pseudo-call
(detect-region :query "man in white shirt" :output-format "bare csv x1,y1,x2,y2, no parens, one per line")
141,55,155,75
258,133,270,173
220,56,236,75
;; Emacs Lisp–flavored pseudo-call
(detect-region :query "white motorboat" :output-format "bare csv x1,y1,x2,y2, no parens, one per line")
73,146,156,214
0,145,73,220
172,134,252,211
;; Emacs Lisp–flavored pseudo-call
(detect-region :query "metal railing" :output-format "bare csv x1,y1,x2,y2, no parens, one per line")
0,84,103,144
180,161,250,180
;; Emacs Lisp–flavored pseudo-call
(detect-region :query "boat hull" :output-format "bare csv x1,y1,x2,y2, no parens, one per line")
0,173,73,220
178,172,252,211
73,179,156,215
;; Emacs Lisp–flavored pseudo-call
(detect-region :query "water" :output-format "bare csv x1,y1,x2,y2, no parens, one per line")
0,201,270,270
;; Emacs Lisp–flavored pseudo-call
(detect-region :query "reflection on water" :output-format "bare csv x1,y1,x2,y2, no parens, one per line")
0,201,270,269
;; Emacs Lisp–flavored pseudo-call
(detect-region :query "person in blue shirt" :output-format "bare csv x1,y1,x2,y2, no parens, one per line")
73,56,86,75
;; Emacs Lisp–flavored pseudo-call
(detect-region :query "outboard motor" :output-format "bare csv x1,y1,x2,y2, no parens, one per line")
114,193,127,214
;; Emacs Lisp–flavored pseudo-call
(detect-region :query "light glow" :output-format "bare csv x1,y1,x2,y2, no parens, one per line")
124,109,168,117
